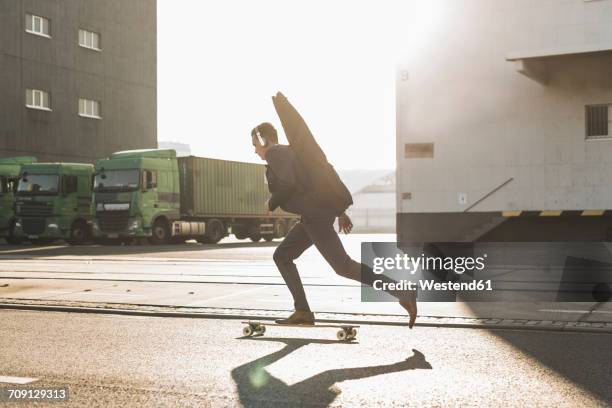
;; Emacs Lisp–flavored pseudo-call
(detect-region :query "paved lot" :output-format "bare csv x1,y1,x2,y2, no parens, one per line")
0,236,611,406
0,309,610,407
1,235,610,324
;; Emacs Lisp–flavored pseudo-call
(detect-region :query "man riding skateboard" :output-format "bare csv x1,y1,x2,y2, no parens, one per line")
251,94,417,329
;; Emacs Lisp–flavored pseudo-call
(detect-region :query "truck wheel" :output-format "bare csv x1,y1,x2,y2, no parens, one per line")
6,222,22,245
263,235,274,242
149,219,170,245
67,221,89,245
204,219,224,244
196,236,212,244
233,226,247,240
248,223,262,242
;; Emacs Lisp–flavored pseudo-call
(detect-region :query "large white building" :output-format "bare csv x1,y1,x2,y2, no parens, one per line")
347,172,395,233
397,0,612,242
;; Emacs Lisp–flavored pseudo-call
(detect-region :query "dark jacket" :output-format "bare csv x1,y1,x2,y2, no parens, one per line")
265,144,314,215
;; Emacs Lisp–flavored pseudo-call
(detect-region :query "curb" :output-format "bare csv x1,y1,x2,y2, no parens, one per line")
1,301,611,334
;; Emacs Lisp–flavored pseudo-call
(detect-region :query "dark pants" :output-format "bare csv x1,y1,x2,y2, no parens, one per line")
273,209,413,311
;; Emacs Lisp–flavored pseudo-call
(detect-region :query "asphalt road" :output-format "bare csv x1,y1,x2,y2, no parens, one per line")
1,236,611,407
1,235,610,323
0,309,610,407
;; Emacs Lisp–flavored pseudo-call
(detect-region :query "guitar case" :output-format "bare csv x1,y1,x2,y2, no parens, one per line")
272,92,352,215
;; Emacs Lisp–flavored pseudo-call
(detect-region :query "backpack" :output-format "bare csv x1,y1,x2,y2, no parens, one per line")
272,92,353,215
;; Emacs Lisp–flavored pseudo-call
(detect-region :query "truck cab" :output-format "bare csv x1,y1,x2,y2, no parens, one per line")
92,149,180,243
14,163,94,244
0,156,37,244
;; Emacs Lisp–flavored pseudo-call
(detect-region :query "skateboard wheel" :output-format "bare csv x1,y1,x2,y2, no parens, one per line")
243,326,254,336
350,328,357,337
255,325,266,335
336,330,347,341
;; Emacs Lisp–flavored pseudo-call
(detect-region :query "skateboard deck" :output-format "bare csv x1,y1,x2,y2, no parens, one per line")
241,321,360,341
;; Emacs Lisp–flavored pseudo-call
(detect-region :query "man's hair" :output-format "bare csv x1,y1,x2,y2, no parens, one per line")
251,122,278,144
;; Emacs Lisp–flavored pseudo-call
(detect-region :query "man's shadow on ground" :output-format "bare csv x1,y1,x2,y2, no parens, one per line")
232,337,432,407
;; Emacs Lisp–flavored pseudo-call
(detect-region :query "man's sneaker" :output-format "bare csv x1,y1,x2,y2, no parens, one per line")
275,310,315,325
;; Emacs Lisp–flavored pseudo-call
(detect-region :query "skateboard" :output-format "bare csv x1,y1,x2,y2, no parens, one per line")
241,321,359,341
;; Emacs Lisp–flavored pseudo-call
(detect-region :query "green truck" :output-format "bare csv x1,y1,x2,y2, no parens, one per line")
14,163,95,244
0,157,37,244
93,149,298,244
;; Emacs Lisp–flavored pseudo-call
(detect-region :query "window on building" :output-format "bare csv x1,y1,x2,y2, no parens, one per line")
79,98,101,119
25,89,51,110
79,29,101,51
25,14,50,37
586,105,611,139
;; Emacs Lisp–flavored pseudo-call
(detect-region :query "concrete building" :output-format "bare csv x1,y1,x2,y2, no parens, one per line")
347,172,395,233
397,0,612,242
0,0,157,163
338,169,391,194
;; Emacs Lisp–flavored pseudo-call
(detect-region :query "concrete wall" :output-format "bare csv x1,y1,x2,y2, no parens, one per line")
396,0,612,241
347,192,395,233
0,0,157,163
347,173,396,232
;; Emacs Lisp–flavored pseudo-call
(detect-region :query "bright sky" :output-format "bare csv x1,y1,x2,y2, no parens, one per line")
158,0,443,170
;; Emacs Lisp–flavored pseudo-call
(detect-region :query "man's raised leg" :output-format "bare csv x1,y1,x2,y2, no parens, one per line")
303,213,418,328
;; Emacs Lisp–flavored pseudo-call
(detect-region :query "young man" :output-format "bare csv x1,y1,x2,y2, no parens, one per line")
252,122,418,328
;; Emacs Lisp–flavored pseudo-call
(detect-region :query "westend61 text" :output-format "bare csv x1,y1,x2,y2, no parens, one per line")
373,279,493,291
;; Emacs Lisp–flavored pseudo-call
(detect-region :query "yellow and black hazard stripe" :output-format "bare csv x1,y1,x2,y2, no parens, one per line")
501,210,609,217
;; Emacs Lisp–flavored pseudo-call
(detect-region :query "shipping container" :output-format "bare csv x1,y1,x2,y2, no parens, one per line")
178,156,290,218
